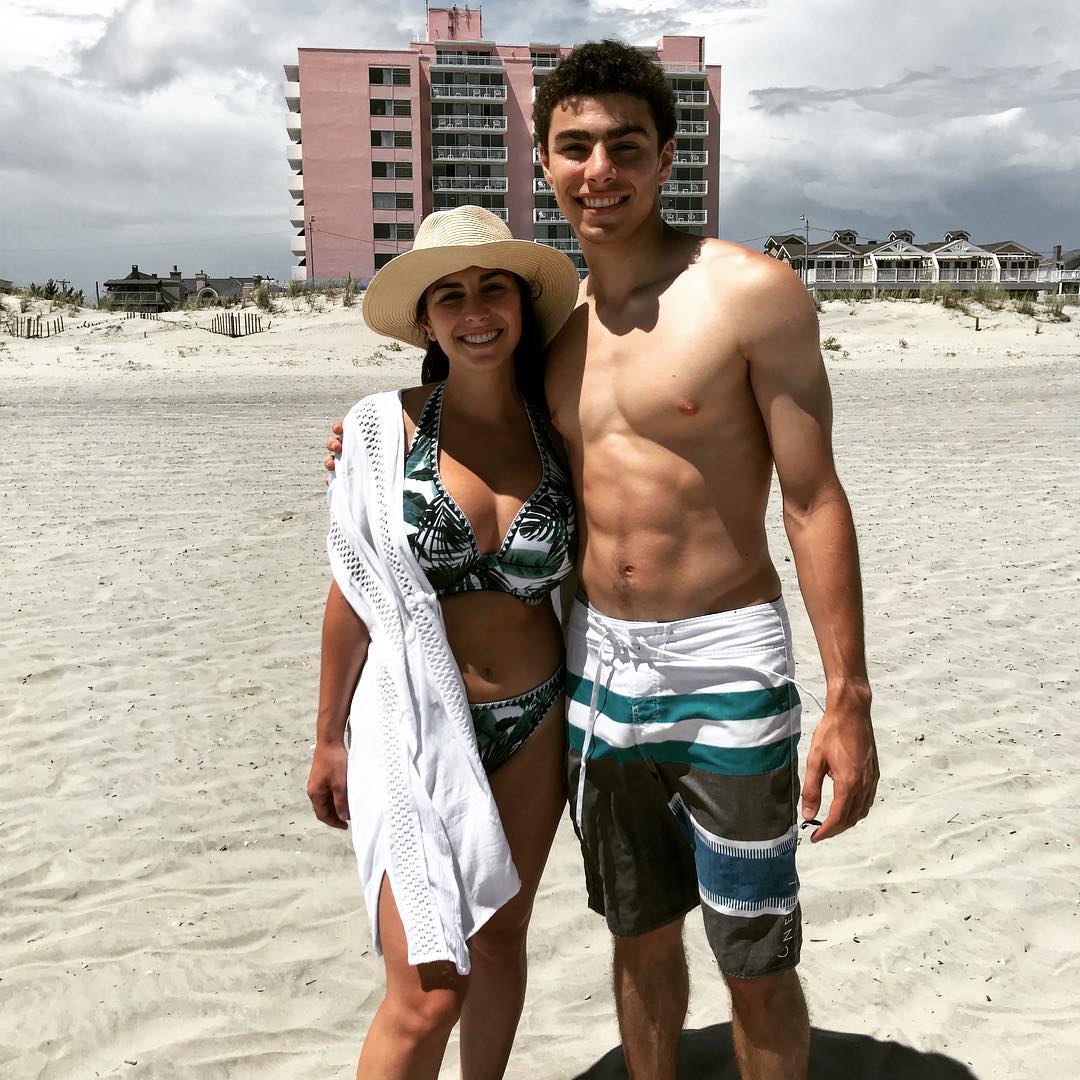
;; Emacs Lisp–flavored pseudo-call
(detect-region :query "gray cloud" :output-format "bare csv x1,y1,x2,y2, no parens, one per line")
748,65,1080,119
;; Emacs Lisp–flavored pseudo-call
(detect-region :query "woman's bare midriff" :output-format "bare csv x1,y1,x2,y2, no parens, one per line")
440,590,564,703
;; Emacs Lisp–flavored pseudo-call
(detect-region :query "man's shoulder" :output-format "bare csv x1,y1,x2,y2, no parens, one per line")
690,239,805,295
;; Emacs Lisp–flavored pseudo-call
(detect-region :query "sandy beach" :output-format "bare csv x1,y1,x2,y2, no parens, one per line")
2,294,1078,1079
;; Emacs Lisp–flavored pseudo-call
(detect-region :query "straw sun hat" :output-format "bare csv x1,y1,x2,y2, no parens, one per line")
361,205,581,350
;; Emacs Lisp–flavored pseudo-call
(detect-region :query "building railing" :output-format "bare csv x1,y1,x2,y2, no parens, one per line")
433,146,508,161
435,204,507,220
873,268,934,283
432,176,508,192
663,210,707,225
673,150,708,164
537,238,581,253
662,180,707,194
802,266,1064,287
675,90,709,105
938,268,996,283
676,121,709,135
431,115,508,131
661,63,708,74
534,177,552,193
534,209,566,223
430,84,507,100
532,56,560,69
433,53,504,69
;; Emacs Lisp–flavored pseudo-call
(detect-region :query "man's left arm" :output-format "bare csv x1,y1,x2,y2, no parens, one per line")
740,259,878,843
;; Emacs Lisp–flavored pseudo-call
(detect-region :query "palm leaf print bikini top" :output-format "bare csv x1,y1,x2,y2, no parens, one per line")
402,382,577,605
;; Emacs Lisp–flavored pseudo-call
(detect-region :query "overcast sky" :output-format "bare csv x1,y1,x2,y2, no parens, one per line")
3,0,1078,294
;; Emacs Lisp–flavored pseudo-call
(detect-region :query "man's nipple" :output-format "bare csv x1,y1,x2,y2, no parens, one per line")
677,398,701,416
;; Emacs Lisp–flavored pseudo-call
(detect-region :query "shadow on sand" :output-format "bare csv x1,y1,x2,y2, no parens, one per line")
573,1024,980,1079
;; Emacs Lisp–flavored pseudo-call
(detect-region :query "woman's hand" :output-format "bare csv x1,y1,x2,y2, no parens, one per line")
324,419,344,482
307,739,350,830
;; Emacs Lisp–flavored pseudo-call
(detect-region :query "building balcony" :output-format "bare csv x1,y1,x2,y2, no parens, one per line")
432,176,508,192
938,268,996,283
284,81,300,109
662,180,707,195
534,208,566,223
291,265,307,281
661,62,708,75
431,84,507,101
534,177,552,193
288,175,303,199
871,267,934,283
433,145,508,162
432,114,507,132
537,238,581,253
287,112,301,140
1060,269,1080,282
436,204,508,220
431,53,504,71
807,269,869,284
287,144,302,170
673,150,708,165
289,206,305,228
291,234,307,256
676,121,709,136
532,55,560,69
675,90,709,105
663,210,707,226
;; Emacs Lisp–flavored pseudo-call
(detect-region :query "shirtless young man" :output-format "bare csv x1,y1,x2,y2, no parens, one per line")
327,40,878,1080
530,42,878,1080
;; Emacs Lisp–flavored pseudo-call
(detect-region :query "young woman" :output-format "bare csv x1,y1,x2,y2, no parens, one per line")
307,205,581,1080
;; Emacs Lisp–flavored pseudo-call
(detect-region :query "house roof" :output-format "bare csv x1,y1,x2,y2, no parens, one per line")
982,241,1041,257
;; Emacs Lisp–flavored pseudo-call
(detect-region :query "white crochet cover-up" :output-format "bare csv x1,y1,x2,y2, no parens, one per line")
327,390,520,975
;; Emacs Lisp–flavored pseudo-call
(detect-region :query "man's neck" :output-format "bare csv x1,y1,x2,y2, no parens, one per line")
578,211,689,307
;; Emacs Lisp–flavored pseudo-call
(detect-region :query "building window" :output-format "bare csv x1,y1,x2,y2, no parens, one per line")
373,192,414,210
371,161,413,179
374,254,396,270
370,98,412,117
374,223,415,241
371,130,412,149
370,66,411,85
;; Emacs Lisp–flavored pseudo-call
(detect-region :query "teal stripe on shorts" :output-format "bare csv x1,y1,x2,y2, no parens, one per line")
567,723,799,776
566,671,794,726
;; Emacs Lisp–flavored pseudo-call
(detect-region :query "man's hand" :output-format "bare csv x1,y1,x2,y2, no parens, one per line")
801,691,878,843
324,419,344,482
307,739,350,829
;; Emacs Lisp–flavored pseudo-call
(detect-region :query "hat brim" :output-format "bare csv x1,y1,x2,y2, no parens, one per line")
361,239,581,350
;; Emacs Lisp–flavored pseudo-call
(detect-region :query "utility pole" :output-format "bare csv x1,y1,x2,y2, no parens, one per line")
799,213,811,286
308,215,316,283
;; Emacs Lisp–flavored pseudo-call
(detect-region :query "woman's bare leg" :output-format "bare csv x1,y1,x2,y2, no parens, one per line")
458,701,567,1080
356,876,470,1079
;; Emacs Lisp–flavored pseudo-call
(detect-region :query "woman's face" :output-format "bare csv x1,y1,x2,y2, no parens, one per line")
420,265,523,374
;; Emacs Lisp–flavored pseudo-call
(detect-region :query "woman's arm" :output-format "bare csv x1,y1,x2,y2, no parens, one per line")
306,580,371,829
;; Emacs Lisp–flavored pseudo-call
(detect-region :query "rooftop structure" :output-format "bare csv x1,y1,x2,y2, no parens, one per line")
284,6,721,281
765,230,1078,294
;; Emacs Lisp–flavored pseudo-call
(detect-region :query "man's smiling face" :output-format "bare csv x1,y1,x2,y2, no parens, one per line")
539,93,674,246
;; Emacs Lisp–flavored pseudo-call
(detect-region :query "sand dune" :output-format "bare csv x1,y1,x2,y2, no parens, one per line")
1,296,1078,1078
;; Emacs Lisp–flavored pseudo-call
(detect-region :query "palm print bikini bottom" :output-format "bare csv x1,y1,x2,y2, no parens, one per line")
470,668,564,773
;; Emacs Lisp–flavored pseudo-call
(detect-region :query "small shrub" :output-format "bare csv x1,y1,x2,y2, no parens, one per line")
970,284,1006,310
385,341,403,352
342,275,358,308
286,280,305,298
324,282,341,302
254,284,273,313
898,338,909,349
1014,298,1036,316
1043,297,1071,322
19,296,30,313
821,335,841,352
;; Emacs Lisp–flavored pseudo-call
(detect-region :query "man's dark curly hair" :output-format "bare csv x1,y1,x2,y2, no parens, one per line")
533,39,677,152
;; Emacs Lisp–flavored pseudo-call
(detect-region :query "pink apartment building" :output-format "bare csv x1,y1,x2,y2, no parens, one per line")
284,6,721,282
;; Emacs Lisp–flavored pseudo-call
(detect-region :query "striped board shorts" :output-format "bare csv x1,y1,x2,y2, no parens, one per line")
566,596,803,979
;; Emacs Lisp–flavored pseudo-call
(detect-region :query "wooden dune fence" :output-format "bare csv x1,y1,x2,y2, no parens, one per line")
4,315,66,338
209,313,264,338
